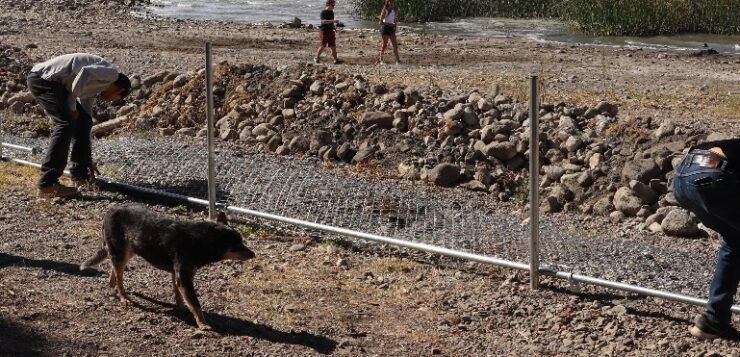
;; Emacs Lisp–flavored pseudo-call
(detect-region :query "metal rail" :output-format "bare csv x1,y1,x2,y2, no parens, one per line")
2,143,737,313
205,42,217,221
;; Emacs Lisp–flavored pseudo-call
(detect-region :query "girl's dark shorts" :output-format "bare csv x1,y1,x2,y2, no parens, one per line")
382,24,395,36
319,30,336,47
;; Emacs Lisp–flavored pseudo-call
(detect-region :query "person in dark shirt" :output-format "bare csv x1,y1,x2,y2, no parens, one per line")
674,139,740,340
314,0,342,64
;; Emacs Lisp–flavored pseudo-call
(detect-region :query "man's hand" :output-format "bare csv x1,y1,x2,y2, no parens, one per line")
710,147,727,158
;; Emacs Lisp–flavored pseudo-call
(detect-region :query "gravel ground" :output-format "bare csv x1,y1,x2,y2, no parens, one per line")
2,160,740,356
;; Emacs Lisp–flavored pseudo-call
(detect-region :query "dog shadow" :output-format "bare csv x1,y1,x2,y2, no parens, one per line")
131,293,337,354
0,252,102,277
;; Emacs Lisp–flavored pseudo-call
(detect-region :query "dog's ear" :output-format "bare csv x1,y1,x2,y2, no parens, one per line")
216,211,228,225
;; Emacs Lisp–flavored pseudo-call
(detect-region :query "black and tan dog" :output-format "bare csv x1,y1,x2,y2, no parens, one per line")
80,204,255,329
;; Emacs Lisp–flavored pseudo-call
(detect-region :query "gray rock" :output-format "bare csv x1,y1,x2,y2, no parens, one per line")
645,212,666,226
613,187,642,216
172,74,189,88
622,159,661,183
661,209,702,237
609,211,625,223
9,101,24,114
310,130,332,153
654,120,675,139
629,180,658,204
541,196,562,213
219,128,237,140
310,80,324,95
393,110,408,131
485,141,517,161
596,101,618,117
398,162,419,180
267,136,282,152
443,106,464,122
360,111,394,129
175,127,197,137
281,85,303,99
351,147,375,164
564,135,584,152
428,163,461,187
543,165,566,181
336,143,356,163
460,180,488,192
648,222,663,233
8,91,34,104
142,71,169,87
282,108,296,119
477,98,493,112
288,136,310,153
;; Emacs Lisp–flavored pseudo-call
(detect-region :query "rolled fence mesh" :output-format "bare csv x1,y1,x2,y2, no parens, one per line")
0,132,722,301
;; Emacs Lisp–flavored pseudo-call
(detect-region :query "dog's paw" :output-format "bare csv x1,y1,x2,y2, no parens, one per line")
197,322,213,331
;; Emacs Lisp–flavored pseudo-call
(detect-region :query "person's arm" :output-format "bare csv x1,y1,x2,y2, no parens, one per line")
378,8,386,24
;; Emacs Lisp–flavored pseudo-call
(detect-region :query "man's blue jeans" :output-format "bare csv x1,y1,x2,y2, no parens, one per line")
673,151,740,325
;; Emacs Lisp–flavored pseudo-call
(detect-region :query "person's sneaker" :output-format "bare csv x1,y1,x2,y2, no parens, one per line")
38,183,78,199
313,57,320,64
689,314,740,340
378,60,385,65
333,59,343,65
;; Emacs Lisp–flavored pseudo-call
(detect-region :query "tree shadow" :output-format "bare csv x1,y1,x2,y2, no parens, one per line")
0,317,52,357
0,252,102,277
99,178,231,207
131,293,337,354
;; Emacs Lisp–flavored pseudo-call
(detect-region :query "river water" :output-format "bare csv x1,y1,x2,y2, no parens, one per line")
143,0,740,54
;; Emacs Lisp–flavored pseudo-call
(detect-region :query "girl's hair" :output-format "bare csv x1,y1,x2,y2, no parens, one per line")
384,0,393,8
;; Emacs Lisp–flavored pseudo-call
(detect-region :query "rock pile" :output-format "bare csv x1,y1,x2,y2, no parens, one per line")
3,59,722,238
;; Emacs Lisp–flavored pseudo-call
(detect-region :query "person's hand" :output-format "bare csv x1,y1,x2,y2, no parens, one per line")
88,161,100,180
710,147,727,158
71,110,79,121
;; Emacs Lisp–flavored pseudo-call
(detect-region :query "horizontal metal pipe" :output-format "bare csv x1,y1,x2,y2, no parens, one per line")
2,142,39,154
4,146,739,313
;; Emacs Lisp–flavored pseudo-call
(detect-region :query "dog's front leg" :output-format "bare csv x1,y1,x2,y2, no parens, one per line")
175,270,210,330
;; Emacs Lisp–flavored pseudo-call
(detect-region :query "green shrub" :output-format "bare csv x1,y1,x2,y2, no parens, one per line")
351,0,740,35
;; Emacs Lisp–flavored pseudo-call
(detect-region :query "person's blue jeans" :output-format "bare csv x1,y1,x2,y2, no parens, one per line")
673,151,740,325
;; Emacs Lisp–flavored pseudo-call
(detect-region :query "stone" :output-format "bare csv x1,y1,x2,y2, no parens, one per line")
310,130,332,153
645,212,666,226
629,180,658,204
477,98,493,112
648,222,663,233
281,85,303,99
336,143,356,163
352,147,375,164
172,74,189,88
564,135,583,152
8,91,34,104
219,128,237,140
541,196,562,213
288,136,310,153
9,101,24,114
543,165,566,181
443,106,464,122
360,111,394,129
654,120,675,139
485,141,517,161
609,211,625,223
661,209,702,237
282,108,296,119
621,159,661,183
596,101,618,117
393,110,408,131
158,127,175,136
267,136,282,152
398,162,419,180
309,80,324,95
116,104,137,117
592,196,613,216
428,163,460,187
589,153,603,170
175,127,197,137
460,180,488,192
142,71,169,87
613,187,642,216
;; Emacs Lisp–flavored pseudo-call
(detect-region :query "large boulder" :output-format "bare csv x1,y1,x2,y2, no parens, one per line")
485,141,517,161
428,163,460,187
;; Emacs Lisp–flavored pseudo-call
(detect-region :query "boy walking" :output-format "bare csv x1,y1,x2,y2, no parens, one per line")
314,0,342,64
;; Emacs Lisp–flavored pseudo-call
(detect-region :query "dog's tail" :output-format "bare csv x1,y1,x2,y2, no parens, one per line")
80,223,109,271
80,245,108,271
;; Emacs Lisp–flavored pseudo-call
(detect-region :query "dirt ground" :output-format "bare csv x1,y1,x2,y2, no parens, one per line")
0,159,738,356
3,1,740,356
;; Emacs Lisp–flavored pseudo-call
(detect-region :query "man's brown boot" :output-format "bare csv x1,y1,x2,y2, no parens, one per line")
38,183,79,199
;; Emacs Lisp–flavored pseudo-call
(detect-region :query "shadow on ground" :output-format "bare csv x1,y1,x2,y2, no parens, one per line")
132,293,338,354
0,252,102,277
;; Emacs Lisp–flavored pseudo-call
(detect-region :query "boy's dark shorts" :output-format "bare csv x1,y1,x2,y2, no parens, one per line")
319,30,336,47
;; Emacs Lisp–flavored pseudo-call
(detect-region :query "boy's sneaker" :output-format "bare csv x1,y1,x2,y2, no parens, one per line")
689,314,740,340
313,57,320,64
38,183,78,199
379,60,385,65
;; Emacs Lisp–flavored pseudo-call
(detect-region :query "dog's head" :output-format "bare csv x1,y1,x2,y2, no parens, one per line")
214,212,256,261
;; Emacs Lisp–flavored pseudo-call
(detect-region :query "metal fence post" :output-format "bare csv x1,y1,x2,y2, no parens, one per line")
205,42,217,220
529,76,541,289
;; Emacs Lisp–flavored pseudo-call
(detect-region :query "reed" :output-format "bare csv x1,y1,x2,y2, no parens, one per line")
351,0,740,35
